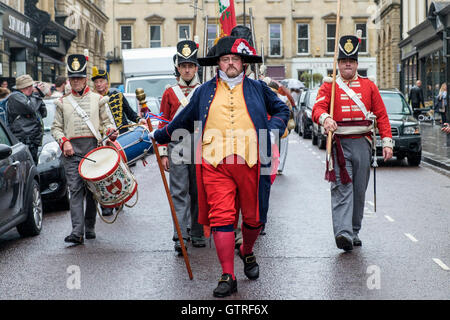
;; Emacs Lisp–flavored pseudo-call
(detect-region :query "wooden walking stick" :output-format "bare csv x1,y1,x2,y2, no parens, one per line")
325,0,342,174
136,88,194,280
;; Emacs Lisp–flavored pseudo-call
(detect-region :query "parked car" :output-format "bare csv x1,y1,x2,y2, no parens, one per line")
378,90,422,166
295,89,318,139
293,90,307,133
0,119,43,237
37,98,70,211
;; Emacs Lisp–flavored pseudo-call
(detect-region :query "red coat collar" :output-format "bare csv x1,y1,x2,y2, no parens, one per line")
71,86,90,97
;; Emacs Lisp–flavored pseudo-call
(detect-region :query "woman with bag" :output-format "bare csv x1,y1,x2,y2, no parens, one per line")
435,83,447,124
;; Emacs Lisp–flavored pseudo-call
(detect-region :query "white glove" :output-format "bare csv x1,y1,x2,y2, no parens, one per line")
149,131,155,140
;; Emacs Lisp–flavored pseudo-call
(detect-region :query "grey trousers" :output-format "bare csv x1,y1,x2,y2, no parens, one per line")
168,140,203,241
63,138,98,237
330,137,371,240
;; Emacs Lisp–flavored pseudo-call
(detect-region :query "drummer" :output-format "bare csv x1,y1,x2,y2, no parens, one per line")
92,67,146,216
91,67,146,134
51,53,118,245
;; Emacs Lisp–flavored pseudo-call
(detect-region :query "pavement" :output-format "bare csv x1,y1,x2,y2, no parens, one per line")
419,121,450,171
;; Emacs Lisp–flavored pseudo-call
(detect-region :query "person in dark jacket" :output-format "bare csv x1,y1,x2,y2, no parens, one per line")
7,74,47,164
408,80,425,119
434,83,447,124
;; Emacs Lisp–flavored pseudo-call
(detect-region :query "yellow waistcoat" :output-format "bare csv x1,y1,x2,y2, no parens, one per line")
202,80,258,168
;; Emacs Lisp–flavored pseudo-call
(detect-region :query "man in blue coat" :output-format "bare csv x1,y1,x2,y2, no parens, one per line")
151,36,289,297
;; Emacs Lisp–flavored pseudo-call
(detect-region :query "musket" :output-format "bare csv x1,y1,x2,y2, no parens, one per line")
202,15,208,83
325,0,342,173
249,8,259,79
135,88,193,280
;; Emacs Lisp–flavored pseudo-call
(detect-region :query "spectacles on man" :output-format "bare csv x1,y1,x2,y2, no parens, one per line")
219,56,241,63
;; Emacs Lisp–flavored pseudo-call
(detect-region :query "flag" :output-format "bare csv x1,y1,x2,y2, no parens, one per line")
218,0,236,38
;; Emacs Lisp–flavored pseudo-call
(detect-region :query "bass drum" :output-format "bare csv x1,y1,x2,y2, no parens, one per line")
78,146,137,208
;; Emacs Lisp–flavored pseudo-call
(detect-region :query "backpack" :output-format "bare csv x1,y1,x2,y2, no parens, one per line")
0,98,8,125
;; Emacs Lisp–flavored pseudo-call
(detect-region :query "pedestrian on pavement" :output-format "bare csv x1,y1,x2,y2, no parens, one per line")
1,80,9,89
157,40,205,252
409,80,425,119
7,74,47,164
151,36,289,297
51,76,67,98
312,34,393,252
91,66,146,217
434,83,447,125
441,123,450,134
51,54,117,245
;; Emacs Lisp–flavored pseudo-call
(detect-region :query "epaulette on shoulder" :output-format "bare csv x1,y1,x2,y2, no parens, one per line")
358,74,376,83
323,76,333,83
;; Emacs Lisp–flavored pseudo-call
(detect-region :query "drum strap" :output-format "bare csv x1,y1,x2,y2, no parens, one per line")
172,84,199,119
67,95,102,142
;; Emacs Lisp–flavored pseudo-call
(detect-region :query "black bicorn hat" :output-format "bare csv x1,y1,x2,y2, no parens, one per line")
338,35,360,61
67,54,88,78
175,40,199,66
230,25,253,47
198,36,262,66
91,66,108,82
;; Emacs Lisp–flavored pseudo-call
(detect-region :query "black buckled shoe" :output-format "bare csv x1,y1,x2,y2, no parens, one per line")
64,234,84,245
102,208,113,217
213,273,237,298
336,234,353,252
353,234,362,247
191,237,206,248
238,250,260,280
174,239,188,256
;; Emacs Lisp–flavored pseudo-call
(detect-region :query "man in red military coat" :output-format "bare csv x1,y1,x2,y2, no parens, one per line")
312,34,393,251
157,40,205,252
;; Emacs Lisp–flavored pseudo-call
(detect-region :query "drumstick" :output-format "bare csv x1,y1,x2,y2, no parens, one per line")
101,124,125,143
136,88,194,280
73,153,96,163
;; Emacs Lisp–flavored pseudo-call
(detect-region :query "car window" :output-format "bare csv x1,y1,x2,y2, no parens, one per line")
307,91,318,109
125,95,139,113
126,78,177,99
43,100,56,131
380,92,412,115
0,122,11,146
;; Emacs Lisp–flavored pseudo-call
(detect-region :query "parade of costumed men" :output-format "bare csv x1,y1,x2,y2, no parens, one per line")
51,53,118,245
91,66,147,217
150,36,290,297
312,33,393,252
157,39,206,253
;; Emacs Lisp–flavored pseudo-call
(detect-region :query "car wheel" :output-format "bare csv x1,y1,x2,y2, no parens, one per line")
312,129,318,145
303,123,311,139
17,179,43,237
318,133,326,149
407,153,421,166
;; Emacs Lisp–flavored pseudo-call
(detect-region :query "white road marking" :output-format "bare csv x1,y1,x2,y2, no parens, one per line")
312,151,317,155
432,258,450,271
404,233,418,242
384,215,395,222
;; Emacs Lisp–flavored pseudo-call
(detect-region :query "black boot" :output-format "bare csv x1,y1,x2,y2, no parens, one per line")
336,234,353,252
353,234,362,246
238,250,260,280
64,234,84,245
213,273,237,298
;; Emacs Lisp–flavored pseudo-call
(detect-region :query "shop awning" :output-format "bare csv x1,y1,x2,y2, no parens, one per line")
39,52,65,65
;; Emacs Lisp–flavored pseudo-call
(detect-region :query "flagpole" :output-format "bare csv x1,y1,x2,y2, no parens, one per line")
243,0,246,26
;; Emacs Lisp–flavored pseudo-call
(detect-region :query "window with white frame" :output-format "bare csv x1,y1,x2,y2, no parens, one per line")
120,25,132,49
297,23,309,54
269,24,282,57
355,23,367,53
150,25,161,48
178,24,191,41
207,24,218,49
326,23,336,54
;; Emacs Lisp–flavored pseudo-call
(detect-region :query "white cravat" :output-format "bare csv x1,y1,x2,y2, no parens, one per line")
218,70,244,89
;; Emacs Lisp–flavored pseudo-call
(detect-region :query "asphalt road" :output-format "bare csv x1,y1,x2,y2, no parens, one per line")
0,133,449,300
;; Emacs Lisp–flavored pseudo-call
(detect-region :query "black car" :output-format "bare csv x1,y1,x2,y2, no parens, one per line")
0,119,43,237
377,90,422,166
38,98,69,210
295,89,318,139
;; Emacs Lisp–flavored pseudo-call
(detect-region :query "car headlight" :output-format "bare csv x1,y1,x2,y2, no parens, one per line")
38,141,62,164
403,126,420,135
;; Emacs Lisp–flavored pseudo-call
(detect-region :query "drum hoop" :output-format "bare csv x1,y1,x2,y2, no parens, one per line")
107,140,128,163
78,146,121,182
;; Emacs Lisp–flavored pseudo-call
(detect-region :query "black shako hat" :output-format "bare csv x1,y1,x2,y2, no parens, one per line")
67,54,87,78
198,36,262,66
338,35,360,61
175,40,199,66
